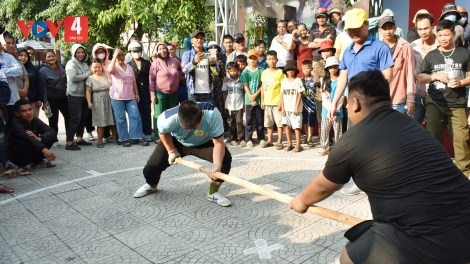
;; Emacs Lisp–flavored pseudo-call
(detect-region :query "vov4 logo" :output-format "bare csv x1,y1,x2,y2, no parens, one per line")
16,16,88,42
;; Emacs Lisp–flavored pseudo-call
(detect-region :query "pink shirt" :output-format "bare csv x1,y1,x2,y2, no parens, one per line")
149,57,183,98
109,64,136,100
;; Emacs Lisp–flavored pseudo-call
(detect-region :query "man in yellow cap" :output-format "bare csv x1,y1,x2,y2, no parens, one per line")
406,9,431,43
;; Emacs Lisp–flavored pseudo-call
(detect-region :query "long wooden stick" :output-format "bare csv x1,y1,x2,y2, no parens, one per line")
175,158,363,226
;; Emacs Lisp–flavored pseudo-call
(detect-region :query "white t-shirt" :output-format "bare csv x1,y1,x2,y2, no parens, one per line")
270,33,294,67
194,58,211,93
281,78,304,112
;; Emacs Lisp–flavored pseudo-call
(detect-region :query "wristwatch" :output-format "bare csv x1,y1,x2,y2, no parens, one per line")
278,39,282,44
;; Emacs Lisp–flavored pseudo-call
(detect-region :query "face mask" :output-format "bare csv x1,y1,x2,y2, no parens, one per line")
131,52,142,59
97,53,106,60
444,14,457,22
457,17,467,25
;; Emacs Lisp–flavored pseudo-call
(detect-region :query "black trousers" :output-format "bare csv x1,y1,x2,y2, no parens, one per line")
228,109,244,142
143,137,232,185
67,95,88,142
48,96,70,142
137,89,152,136
86,109,95,133
7,139,54,167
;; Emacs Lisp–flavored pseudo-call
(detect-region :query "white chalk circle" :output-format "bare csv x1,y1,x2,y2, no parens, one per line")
243,239,283,260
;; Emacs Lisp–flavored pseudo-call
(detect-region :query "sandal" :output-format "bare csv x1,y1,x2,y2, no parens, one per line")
96,142,104,148
17,167,31,176
284,145,293,152
247,141,254,147
154,139,162,145
276,143,284,150
0,184,14,194
230,141,238,146
139,140,149,146
260,140,267,148
0,169,15,178
292,145,303,152
306,140,314,148
122,140,131,147
240,140,247,147
317,148,329,156
32,160,56,169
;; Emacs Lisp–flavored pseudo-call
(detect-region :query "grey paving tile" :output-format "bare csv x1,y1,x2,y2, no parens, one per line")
166,250,223,264
69,236,133,263
20,197,78,221
55,188,95,203
95,212,149,234
12,235,69,262
96,250,152,264
114,225,171,249
23,249,85,264
0,238,21,264
133,236,196,263
0,213,54,246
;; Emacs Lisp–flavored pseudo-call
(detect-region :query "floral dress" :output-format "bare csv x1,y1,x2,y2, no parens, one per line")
85,75,115,127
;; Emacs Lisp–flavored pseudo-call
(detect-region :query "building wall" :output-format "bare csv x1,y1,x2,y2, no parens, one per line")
383,0,409,33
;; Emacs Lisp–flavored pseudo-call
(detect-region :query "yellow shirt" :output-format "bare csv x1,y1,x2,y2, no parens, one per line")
261,69,285,106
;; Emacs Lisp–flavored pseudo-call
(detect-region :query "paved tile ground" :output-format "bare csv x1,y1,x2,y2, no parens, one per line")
0,112,371,263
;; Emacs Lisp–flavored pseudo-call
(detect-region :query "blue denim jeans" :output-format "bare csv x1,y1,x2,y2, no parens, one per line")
188,93,215,105
392,103,407,114
412,94,426,124
110,99,143,142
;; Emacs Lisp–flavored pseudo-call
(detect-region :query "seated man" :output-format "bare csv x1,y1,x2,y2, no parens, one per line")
134,100,233,207
6,99,56,175
290,70,470,263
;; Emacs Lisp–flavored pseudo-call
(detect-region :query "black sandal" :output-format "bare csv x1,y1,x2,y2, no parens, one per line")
139,139,149,146
122,140,131,147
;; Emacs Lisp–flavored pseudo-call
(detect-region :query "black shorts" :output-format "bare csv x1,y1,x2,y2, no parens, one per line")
302,108,316,127
346,221,470,264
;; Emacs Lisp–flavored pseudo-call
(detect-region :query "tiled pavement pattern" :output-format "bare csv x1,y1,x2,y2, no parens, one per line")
0,114,371,263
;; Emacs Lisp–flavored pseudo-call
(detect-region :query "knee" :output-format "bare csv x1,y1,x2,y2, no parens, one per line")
339,248,353,264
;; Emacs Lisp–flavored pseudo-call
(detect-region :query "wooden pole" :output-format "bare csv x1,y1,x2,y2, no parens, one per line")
175,158,363,226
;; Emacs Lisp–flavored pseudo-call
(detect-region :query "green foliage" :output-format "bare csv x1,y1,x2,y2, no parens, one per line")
244,11,268,49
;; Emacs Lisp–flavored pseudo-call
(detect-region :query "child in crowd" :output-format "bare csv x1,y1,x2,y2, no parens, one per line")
235,55,247,72
280,60,304,152
318,56,343,156
300,60,316,147
240,50,264,147
260,50,285,149
222,62,245,146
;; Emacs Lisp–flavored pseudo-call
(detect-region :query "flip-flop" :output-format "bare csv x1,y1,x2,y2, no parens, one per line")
292,145,303,152
17,167,31,176
32,160,56,169
276,143,283,150
0,169,15,178
284,145,293,152
0,184,14,194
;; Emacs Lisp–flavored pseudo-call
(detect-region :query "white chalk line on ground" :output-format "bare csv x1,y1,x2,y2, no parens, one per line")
0,157,326,205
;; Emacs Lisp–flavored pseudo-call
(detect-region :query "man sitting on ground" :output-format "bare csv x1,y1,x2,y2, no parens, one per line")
290,70,470,263
6,99,56,176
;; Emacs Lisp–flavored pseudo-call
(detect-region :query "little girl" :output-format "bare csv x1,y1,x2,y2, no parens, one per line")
318,56,343,156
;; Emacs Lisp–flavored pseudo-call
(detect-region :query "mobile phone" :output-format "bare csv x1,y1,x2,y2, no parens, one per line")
204,53,211,60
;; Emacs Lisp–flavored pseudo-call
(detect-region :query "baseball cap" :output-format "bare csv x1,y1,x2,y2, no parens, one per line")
128,42,142,51
343,8,368,30
315,7,329,18
324,56,340,69
412,9,430,24
379,16,396,28
246,49,258,59
190,30,205,39
329,7,343,16
233,33,245,42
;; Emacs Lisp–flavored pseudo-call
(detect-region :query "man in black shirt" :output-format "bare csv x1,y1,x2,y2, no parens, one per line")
290,70,470,264
6,99,56,175
418,19,470,178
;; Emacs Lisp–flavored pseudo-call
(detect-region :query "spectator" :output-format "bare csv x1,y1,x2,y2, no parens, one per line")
292,23,313,78
219,35,234,69
182,30,219,104
300,60,316,148
85,59,118,148
167,43,189,103
328,7,343,32
328,8,394,195
7,99,56,176
128,42,152,143
226,33,247,64
457,6,469,46
235,55,247,71
368,9,406,40
334,20,353,60
222,62,244,146
65,44,93,150
0,67,13,178
308,8,337,63
378,16,416,115
287,20,297,34
411,13,438,124
254,40,268,69
39,49,69,148
418,19,470,178
407,9,431,43
124,36,149,63
25,46,39,68
150,43,183,144
18,48,44,118
108,47,148,147
270,20,296,68
434,3,466,48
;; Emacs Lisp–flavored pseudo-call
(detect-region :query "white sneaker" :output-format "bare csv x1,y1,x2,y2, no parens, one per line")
88,133,95,141
133,183,158,198
52,142,61,148
207,192,232,207
340,184,365,195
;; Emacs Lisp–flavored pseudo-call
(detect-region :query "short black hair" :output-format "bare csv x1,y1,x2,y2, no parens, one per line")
91,58,103,64
436,19,455,32
178,100,203,129
130,35,140,41
24,46,35,53
415,13,434,25
348,70,391,107
44,49,55,55
254,40,265,47
2,32,14,41
14,98,32,113
298,23,307,29
235,54,247,63
223,34,233,41
302,60,312,66
278,20,287,27
288,20,297,25
226,61,239,70
17,48,30,63
265,50,277,58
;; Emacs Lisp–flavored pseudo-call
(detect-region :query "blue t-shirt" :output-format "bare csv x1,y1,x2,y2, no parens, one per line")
157,103,224,147
322,80,343,119
339,35,394,81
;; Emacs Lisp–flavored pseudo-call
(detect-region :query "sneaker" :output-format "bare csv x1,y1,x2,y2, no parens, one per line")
207,192,232,207
340,184,365,195
88,132,95,141
246,140,254,147
76,139,92,146
143,135,152,142
52,142,61,148
102,138,108,144
133,184,158,198
65,144,81,150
